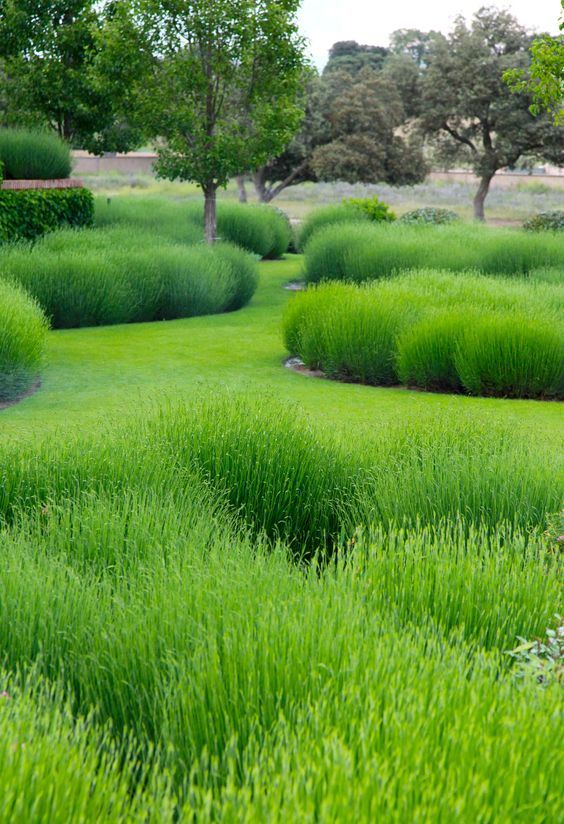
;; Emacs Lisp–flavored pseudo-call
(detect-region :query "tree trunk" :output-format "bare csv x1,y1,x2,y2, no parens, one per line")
203,184,218,244
236,176,248,203
253,169,271,203
473,173,494,221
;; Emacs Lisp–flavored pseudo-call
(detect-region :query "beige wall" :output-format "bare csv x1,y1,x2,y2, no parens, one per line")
429,170,564,189
72,151,157,175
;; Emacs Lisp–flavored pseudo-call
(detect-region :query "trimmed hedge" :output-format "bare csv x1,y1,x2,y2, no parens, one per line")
0,279,48,402
0,129,72,180
0,231,258,328
0,188,94,243
284,272,564,400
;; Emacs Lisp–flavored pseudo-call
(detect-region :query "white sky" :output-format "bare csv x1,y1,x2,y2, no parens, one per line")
298,0,563,67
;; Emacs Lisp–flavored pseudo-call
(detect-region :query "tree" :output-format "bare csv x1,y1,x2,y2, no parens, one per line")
310,68,427,185
114,0,305,243
323,40,389,76
419,7,564,220
504,3,564,125
249,59,427,203
0,0,141,151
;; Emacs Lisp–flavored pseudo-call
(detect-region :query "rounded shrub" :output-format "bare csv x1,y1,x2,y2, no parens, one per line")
523,210,564,232
215,204,290,258
455,315,564,399
344,196,397,223
285,272,564,400
0,232,259,329
297,204,370,251
0,129,72,180
399,207,461,225
0,279,48,402
396,312,467,392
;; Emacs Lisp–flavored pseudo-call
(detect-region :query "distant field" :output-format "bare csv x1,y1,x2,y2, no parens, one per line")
82,172,564,225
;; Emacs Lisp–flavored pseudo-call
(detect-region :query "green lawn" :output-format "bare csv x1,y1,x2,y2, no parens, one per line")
2,255,562,449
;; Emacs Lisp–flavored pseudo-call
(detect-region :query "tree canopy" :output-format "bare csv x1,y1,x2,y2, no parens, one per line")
418,6,563,219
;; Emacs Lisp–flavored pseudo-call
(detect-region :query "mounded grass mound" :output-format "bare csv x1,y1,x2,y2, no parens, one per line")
0,129,72,180
303,222,564,283
285,272,564,399
0,394,561,816
297,203,370,251
0,231,258,328
0,279,47,402
95,196,291,258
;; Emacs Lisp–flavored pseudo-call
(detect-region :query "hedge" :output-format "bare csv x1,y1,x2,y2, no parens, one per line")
0,188,94,243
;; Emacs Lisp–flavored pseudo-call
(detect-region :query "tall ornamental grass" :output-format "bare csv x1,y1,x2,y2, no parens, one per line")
0,673,173,822
0,279,48,401
0,129,72,180
0,488,560,818
303,222,564,283
1,391,558,543
95,196,291,258
0,232,258,328
297,203,370,250
285,273,564,399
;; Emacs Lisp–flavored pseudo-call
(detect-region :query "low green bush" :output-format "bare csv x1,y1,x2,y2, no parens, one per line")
344,196,397,222
303,223,564,284
0,188,94,243
455,315,563,399
211,203,291,259
523,210,564,231
284,273,564,399
399,207,461,225
297,204,370,251
0,232,258,328
0,129,72,180
0,279,48,402
396,312,468,392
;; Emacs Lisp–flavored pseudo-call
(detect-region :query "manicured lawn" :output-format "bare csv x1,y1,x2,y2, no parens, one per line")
2,256,562,449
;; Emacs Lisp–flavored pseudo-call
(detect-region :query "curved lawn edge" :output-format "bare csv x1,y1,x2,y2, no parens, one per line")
0,378,41,412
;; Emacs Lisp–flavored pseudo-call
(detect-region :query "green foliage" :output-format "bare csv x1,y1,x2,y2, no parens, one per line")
303,222,564,283
285,273,564,399
112,0,306,241
344,196,397,222
523,210,564,231
455,315,563,399
298,203,369,251
0,188,93,243
0,2,142,152
0,129,71,179
0,673,173,822
399,206,460,224
95,196,290,258
0,230,258,328
0,278,47,401
419,8,564,218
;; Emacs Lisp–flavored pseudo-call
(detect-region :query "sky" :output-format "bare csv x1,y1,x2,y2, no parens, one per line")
298,0,562,68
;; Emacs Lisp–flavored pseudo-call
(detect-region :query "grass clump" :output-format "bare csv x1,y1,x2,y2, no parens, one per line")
0,231,258,328
0,673,173,822
0,279,48,402
455,315,564,399
95,196,291,257
285,273,564,399
303,222,564,283
297,203,370,251
0,129,72,180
